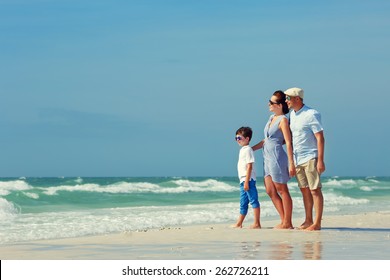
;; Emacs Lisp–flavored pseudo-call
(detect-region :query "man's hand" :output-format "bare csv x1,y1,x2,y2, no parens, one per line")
317,160,325,175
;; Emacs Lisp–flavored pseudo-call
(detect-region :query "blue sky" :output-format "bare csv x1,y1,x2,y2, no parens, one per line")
1,0,389,177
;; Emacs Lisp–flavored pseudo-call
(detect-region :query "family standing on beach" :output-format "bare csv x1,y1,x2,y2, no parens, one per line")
234,87,325,231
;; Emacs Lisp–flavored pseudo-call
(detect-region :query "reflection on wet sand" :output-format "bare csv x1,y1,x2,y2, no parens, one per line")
237,242,261,259
237,240,323,259
303,241,322,259
269,241,294,259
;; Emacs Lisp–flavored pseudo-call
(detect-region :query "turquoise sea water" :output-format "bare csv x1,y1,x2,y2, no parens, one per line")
0,176,389,244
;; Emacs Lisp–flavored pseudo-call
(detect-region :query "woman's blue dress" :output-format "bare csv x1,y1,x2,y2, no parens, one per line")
263,115,290,184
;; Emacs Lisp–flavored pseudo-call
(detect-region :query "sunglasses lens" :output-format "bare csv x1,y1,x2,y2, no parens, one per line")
269,100,280,105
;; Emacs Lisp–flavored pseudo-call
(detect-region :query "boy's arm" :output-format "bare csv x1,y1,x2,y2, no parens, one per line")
244,162,253,191
252,140,264,151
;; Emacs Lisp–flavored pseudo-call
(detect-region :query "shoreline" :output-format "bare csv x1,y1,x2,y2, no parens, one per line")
1,211,390,260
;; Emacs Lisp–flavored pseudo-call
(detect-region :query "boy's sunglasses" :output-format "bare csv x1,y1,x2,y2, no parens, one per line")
235,136,244,141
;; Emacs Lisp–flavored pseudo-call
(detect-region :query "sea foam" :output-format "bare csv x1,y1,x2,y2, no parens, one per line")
0,198,19,220
0,180,32,196
41,179,236,195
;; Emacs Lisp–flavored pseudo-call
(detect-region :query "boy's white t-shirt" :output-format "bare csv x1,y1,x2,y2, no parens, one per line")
237,145,256,183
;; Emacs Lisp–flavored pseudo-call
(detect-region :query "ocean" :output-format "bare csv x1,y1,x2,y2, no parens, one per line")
1,176,389,244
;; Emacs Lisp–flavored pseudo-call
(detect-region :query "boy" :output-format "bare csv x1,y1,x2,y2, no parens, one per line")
234,126,261,229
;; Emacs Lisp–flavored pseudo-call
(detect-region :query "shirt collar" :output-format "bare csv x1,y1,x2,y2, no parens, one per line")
294,104,306,115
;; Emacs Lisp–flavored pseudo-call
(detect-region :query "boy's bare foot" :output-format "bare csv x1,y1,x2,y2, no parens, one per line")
232,224,243,228
305,224,321,231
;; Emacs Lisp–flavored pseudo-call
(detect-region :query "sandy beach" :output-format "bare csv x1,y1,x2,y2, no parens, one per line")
1,211,389,260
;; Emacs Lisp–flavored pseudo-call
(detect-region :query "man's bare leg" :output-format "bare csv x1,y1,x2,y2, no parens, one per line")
299,187,313,229
306,188,323,231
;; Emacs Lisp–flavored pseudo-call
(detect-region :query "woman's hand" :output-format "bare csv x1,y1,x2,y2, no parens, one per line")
289,163,296,177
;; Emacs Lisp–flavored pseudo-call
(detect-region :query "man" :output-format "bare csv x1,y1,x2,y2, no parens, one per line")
285,87,325,231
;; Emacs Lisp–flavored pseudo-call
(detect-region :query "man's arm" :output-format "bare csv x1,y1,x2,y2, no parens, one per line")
315,131,325,174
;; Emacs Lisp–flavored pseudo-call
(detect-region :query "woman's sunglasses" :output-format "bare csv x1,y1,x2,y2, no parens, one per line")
269,100,280,105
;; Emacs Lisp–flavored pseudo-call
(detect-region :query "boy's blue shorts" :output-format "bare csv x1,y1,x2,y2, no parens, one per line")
239,179,260,215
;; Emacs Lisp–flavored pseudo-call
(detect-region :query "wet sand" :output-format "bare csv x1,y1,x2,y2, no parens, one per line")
1,211,389,260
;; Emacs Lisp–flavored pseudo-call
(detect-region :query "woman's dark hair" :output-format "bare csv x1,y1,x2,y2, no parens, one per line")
273,90,289,115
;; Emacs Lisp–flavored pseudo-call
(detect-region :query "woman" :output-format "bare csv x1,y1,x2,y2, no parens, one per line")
252,90,295,229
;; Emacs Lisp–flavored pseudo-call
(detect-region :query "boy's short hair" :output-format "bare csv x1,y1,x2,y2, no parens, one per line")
236,126,253,141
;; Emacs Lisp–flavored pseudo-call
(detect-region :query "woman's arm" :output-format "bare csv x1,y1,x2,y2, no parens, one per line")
280,118,296,177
